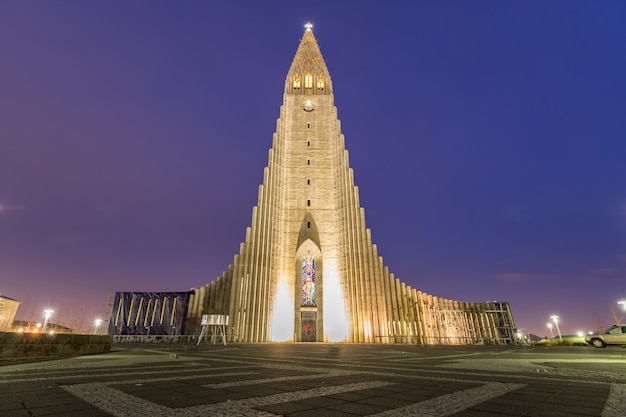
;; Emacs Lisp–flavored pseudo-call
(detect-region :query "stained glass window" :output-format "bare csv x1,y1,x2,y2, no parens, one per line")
301,251,316,306
305,72,313,89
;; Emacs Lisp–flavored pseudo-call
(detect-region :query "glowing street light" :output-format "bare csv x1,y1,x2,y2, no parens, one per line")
42,309,54,334
618,300,626,310
547,322,554,339
550,315,563,342
94,319,103,335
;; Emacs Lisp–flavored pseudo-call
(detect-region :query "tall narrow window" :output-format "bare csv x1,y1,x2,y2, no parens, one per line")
307,221,311,228
317,77,325,90
307,140,310,147
293,76,301,89
307,159,310,165
305,72,313,89
307,122,310,129
307,199,311,206
307,178,310,185
301,251,316,306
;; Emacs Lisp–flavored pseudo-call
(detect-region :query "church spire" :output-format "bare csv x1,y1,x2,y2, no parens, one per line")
285,23,332,95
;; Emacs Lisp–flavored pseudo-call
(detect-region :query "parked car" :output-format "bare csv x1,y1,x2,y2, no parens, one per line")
585,324,626,348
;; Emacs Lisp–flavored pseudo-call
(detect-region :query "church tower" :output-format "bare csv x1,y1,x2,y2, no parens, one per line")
231,23,355,342
187,25,516,344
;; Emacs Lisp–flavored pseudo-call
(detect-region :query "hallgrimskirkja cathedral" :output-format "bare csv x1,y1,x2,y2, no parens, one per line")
183,25,516,344
110,25,516,344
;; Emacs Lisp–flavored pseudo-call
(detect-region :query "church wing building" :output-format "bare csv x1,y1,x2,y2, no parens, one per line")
186,25,516,344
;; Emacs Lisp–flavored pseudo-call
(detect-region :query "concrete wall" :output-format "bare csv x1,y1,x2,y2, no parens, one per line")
0,332,112,360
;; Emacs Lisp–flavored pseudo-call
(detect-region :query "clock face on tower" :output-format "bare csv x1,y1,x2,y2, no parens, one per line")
303,100,315,112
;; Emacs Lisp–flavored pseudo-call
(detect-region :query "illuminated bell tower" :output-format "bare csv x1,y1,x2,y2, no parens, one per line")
226,23,355,342
271,22,346,342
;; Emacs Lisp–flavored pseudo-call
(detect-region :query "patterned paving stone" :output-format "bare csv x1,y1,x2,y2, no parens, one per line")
1,344,625,416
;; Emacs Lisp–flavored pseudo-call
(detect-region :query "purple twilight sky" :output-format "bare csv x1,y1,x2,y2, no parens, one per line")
1,1,625,336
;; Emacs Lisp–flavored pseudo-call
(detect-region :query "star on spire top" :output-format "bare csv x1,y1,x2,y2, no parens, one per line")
304,22,313,32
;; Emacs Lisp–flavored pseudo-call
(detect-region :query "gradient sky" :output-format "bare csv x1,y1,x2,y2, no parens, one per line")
1,1,625,336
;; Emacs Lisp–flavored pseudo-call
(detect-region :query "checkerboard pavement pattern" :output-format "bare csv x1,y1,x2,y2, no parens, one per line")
1,344,625,416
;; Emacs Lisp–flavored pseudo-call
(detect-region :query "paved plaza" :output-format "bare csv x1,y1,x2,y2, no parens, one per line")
1,343,625,416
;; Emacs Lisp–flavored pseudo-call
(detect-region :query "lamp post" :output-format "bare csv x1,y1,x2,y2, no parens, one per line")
42,309,54,334
550,315,562,342
94,319,103,335
547,323,554,339
618,301,626,323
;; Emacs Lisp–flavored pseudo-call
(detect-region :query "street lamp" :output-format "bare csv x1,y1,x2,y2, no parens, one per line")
550,315,563,342
618,300,626,310
94,319,103,335
547,323,554,339
42,309,54,334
